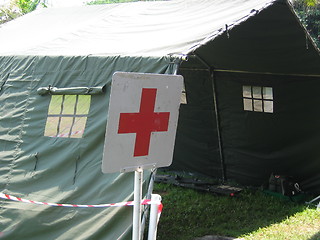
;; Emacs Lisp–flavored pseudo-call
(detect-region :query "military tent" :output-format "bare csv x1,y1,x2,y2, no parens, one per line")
0,0,319,239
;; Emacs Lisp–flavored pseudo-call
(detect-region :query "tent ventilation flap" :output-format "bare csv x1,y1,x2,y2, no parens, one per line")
37,85,106,95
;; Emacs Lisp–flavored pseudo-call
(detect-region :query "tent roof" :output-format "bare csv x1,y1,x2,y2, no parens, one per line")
0,0,277,56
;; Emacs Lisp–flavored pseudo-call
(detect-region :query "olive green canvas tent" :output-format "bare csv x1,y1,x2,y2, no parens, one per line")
0,0,320,239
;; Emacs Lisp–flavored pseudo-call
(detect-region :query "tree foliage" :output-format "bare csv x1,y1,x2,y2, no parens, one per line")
15,0,40,14
293,0,320,47
0,0,44,24
0,2,20,24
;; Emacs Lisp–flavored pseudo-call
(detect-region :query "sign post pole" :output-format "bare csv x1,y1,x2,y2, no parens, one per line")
133,167,143,240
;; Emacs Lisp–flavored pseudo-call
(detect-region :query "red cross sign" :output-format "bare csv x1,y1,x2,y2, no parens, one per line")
102,72,183,173
118,88,170,157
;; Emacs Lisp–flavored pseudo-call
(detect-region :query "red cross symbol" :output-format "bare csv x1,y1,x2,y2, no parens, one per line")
118,88,170,157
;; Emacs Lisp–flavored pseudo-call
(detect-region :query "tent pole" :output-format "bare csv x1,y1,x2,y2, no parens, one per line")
193,53,227,182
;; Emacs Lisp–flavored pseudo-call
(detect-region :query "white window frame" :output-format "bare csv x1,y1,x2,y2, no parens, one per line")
243,85,273,113
44,95,91,138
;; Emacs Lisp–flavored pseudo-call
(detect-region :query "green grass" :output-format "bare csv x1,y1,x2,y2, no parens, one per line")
153,183,320,240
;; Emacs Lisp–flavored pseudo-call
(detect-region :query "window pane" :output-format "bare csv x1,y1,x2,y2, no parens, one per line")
263,87,273,100
264,100,273,113
44,95,91,139
71,117,87,138
44,117,59,137
48,95,62,115
58,117,74,137
180,91,187,104
243,98,253,111
242,86,252,98
62,95,76,115
76,95,91,115
252,86,262,99
254,100,263,112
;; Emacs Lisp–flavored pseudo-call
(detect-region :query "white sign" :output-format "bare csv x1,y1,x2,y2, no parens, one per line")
102,72,184,173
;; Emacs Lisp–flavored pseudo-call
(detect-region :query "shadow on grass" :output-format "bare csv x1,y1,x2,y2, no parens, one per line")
154,183,311,240
309,231,320,240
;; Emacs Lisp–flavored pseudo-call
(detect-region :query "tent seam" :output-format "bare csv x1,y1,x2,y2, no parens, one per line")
4,56,39,193
214,69,320,78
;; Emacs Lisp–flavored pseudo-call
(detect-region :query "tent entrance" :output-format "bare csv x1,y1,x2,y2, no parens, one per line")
170,66,225,180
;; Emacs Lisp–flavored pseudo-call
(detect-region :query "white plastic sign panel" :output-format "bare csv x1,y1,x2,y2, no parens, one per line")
102,72,184,173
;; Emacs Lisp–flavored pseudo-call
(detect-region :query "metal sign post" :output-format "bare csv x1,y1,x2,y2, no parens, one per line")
133,168,143,240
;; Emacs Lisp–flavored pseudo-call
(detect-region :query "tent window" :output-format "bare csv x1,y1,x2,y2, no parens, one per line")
44,95,91,138
180,85,187,104
243,86,273,113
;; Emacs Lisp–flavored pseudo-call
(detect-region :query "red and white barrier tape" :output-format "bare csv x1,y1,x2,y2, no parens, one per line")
0,192,163,214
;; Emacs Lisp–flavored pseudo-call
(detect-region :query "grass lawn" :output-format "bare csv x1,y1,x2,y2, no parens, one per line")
153,183,320,240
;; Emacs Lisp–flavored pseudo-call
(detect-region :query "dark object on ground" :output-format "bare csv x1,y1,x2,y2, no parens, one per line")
155,174,242,196
261,173,306,202
264,173,302,196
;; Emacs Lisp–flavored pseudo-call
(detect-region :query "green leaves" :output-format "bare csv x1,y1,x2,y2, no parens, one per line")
305,0,318,7
293,0,320,48
0,3,20,24
14,0,40,14
0,0,43,24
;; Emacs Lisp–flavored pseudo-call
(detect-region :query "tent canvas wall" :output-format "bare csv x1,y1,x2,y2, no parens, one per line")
172,0,320,193
0,0,320,239
0,55,171,240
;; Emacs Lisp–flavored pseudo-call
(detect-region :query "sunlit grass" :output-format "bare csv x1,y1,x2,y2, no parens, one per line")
154,183,319,240
242,208,320,240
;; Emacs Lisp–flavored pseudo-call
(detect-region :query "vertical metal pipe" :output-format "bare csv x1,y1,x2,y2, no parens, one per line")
133,168,143,240
209,68,226,182
193,53,227,182
147,194,162,240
